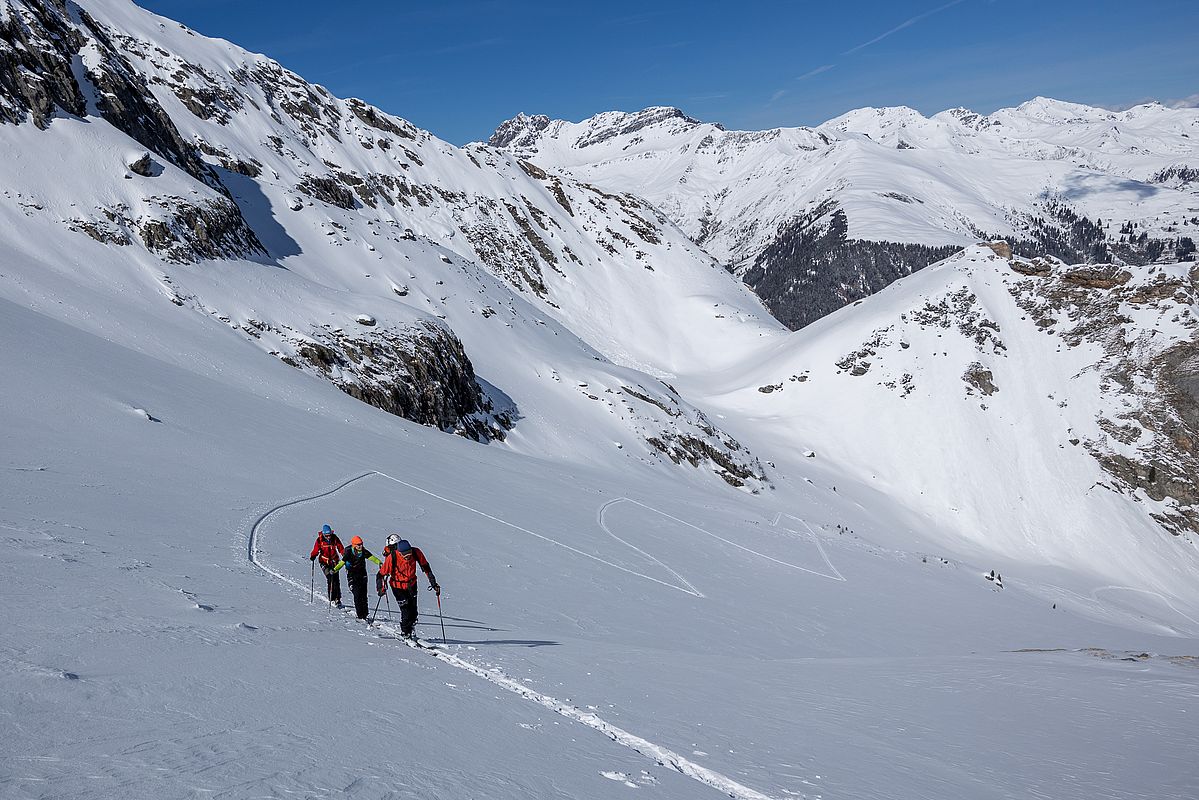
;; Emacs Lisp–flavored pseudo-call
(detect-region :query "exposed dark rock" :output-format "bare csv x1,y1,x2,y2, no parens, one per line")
645,432,767,489
1010,258,1054,277
346,97,413,139
963,363,998,396
135,197,266,263
71,218,133,246
292,320,511,442
488,112,551,149
296,174,357,210
238,60,344,144
195,139,262,177
1150,165,1199,187
128,152,154,176
0,0,246,205
1060,265,1132,289
517,159,548,181
0,0,87,127
621,386,679,416
981,240,1012,259
1008,259,1199,536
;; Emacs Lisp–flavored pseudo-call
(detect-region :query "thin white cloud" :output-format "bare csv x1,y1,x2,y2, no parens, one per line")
796,64,836,81
770,89,789,103
1170,93,1199,109
843,0,966,55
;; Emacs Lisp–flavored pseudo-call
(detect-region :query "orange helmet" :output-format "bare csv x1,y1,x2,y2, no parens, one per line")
350,535,363,546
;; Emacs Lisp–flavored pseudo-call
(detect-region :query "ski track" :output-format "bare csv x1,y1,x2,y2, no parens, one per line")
1032,583,1199,637
245,471,783,800
598,497,843,581
770,514,847,583
597,499,704,598
1091,586,1199,630
373,471,707,596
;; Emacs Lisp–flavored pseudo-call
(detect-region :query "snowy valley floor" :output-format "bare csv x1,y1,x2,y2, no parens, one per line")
3,297,1199,800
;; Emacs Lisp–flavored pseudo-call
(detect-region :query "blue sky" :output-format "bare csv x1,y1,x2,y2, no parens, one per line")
139,0,1199,144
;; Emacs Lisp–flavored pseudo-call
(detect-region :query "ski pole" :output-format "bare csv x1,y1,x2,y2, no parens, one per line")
435,591,447,643
310,559,315,603
369,591,385,627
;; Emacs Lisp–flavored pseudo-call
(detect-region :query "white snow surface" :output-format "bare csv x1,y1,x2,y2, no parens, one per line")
2,2,1198,799
497,100,1199,268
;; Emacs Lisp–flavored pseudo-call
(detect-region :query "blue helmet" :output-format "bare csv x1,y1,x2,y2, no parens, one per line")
321,524,333,536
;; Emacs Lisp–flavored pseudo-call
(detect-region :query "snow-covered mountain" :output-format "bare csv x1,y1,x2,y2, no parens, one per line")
3,2,1199,798
493,101,1199,327
1,0,781,489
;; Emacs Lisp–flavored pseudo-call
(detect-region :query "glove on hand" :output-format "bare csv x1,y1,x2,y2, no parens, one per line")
310,555,316,562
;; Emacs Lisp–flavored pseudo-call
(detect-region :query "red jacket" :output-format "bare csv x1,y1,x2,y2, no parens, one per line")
378,545,434,591
310,534,344,566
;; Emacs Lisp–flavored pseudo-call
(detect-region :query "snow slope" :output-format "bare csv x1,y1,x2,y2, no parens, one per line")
5,277,1199,800
2,2,1199,799
684,246,1199,604
495,101,1199,269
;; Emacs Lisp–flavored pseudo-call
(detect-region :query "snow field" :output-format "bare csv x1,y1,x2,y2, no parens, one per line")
2,3,1197,798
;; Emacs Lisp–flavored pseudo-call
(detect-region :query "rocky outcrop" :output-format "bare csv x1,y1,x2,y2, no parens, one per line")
489,112,551,149
0,0,86,127
128,152,154,177
1059,265,1132,290
1010,257,1054,277
962,363,998,396
1008,259,1199,536
981,240,1012,259
138,197,265,262
1,0,268,261
620,384,770,491
283,320,512,442
0,1,220,186
67,196,265,263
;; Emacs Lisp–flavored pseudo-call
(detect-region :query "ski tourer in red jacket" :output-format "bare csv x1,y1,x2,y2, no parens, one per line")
310,524,344,606
376,535,439,636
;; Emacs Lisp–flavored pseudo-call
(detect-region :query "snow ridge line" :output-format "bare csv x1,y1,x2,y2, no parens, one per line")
597,498,704,597
247,471,781,800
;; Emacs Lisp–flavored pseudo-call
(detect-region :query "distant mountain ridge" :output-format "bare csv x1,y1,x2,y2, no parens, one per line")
492,99,1199,327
